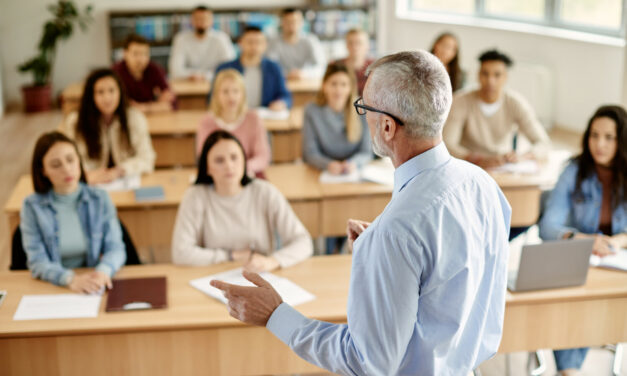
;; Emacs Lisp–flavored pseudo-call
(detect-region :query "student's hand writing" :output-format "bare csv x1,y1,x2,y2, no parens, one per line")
576,233,615,257
342,161,357,174
87,169,115,184
244,254,280,273
346,219,371,252
210,270,283,326
287,69,303,80
231,249,252,263
503,152,519,164
89,271,113,290
327,161,344,175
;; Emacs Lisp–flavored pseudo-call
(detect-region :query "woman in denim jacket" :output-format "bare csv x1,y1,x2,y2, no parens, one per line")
539,105,627,375
20,132,126,293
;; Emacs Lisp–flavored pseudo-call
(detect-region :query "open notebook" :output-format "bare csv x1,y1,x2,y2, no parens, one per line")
590,248,627,272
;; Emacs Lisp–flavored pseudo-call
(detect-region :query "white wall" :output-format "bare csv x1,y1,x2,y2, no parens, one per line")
0,0,303,108
378,1,625,132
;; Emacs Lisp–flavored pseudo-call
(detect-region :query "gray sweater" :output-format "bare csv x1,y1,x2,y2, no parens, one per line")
302,103,373,170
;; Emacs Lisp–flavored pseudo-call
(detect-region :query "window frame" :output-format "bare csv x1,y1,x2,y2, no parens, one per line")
403,0,627,39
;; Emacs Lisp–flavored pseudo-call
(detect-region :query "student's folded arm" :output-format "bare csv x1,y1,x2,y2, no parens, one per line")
538,163,579,240
302,108,334,170
96,193,126,276
171,189,230,266
442,99,472,159
267,230,420,375
246,118,271,174
119,110,156,176
265,184,313,268
513,95,551,159
20,201,74,286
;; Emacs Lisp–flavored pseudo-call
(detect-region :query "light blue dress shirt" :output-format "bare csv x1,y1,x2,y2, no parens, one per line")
267,142,511,375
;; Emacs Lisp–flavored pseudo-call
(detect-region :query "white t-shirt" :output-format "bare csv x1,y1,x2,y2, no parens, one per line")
243,65,263,108
168,30,236,80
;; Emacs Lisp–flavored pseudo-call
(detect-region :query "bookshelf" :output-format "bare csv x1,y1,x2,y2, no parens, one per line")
107,1,377,73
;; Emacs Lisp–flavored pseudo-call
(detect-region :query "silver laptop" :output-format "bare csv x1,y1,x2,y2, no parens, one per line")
508,238,594,292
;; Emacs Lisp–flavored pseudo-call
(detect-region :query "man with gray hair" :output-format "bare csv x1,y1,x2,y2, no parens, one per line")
211,50,511,375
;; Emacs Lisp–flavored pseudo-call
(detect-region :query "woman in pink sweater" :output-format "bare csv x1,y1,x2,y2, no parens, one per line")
197,69,271,175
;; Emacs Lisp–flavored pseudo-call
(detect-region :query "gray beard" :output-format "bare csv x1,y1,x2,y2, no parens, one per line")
371,121,389,158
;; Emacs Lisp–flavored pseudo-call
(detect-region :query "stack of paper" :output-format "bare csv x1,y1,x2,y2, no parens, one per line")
13,294,102,321
319,169,361,184
190,268,315,307
590,248,627,272
256,107,290,120
493,160,540,175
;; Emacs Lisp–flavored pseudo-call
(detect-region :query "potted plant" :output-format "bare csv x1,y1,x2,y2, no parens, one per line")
18,0,92,112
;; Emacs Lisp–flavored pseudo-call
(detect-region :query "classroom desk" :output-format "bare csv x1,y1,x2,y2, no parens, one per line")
286,78,321,106
1,255,625,376
4,161,559,262
147,108,304,167
169,79,210,110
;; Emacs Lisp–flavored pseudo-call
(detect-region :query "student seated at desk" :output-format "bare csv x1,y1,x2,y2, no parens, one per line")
20,132,126,293
267,8,326,80
302,62,372,175
332,28,374,96
112,34,175,112
172,130,312,271
214,25,291,111
539,105,627,376
430,32,465,92
61,68,156,184
197,69,270,176
168,5,235,81
442,49,550,169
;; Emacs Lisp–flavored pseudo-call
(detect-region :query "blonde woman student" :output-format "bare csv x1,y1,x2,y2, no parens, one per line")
61,68,155,184
173,130,312,271
197,69,271,176
302,62,372,175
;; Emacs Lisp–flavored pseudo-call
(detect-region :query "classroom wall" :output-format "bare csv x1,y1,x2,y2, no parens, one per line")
377,1,625,132
0,0,304,108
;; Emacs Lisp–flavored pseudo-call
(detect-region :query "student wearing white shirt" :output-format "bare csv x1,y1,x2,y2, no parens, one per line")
169,6,235,81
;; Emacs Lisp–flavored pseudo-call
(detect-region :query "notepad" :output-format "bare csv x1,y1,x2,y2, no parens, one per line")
134,185,165,202
13,294,102,320
319,169,361,184
95,175,141,192
190,268,315,307
493,160,540,175
105,276,168,312
590,248,627,272
256,107,290,120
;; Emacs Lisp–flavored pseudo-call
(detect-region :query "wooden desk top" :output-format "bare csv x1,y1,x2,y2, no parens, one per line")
4,169,197,214
170,79,211,96
2,254,625,339
146,108,305,136
265,163,322,200
286,78,321,93
0,255,351,338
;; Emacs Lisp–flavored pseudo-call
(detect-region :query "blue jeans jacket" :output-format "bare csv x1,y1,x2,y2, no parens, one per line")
539,160,627,240
20,183,126,286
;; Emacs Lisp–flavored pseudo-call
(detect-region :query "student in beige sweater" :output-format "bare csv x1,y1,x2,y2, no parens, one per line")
171,130,312,271
443,49,550,169
61,69,155,184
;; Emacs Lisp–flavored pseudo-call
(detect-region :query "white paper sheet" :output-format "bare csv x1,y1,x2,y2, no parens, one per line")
493,160,539,175
255,107,290,120
361,158,394,186
590,248,627,272
94,175,141,192
13,294,102,321
319,169,361,184
190,268,315,307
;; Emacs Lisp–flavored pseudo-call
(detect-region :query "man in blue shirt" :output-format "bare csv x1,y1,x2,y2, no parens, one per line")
211,50,511,375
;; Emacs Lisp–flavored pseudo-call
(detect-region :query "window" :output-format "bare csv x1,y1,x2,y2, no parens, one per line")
404,0,626,37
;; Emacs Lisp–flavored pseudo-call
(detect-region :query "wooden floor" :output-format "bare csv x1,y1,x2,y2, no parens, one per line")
2,110,625,376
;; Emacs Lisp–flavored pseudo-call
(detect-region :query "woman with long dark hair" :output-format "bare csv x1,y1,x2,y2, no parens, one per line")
61,68,155,184
171,130,312,271
539,104,627,375
430,32,465,92
20,131,126,292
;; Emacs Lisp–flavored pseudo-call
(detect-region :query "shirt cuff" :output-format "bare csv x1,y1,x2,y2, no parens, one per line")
95,264,114,277
61,269,75,287
266,302,310,345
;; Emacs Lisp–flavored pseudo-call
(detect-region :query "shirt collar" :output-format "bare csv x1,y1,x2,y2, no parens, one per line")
393,142,451,197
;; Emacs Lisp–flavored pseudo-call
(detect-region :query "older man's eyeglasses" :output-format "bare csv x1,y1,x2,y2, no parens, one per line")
353,97,405,126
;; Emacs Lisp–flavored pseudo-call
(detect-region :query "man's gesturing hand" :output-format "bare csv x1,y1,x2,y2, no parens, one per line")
210,270,283,326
